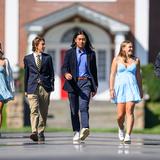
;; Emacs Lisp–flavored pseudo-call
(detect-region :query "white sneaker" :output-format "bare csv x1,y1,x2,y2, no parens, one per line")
80,128,90,141
124,134,131,143
73,131,80,142
118,128,125,141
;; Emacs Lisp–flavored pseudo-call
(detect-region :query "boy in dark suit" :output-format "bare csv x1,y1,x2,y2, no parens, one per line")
61,30,98,144
24,36,54,142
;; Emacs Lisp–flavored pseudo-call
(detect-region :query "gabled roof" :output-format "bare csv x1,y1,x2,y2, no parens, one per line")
26,4,130,33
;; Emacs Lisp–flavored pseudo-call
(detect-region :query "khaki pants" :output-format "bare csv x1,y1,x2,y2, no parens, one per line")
27,85,50,134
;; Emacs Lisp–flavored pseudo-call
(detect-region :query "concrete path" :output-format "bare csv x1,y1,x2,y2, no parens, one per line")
0,132,160,160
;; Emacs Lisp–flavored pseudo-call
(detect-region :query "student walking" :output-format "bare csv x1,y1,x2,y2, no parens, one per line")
0,42,15,137
109,40,143,143
24,36,54,142
61,30,98,144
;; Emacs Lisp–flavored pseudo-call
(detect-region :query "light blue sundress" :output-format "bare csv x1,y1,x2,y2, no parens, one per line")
111,63,141,104
0,66,14,103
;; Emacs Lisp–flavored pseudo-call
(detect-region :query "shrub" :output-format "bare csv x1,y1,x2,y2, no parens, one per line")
141,63,160,102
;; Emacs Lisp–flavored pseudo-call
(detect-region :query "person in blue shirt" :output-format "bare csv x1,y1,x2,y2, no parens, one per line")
61,30,98,144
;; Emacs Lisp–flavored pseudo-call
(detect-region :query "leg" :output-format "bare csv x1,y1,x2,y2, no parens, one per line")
38,86,50,135
126,102,135,135
68,92,80,132
0,101,4,128
27,94,39,133
117,103,126,129
78,79,91,141
117,103,126,141
79,80,91,129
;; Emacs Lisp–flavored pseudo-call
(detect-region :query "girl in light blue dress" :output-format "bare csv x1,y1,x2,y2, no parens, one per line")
0,43,15,137
109,40,143,143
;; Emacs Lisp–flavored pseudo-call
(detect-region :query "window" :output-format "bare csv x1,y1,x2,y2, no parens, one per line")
97,49,106,80
61,27,93,43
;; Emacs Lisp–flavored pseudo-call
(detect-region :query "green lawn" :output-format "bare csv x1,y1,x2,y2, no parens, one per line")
1,102,160,134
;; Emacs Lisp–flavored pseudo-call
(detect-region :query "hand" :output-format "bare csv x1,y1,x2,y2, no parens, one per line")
25,92,28,97
52,85,54,91
91,92,96,97
64,73,72,80
110,89,115,99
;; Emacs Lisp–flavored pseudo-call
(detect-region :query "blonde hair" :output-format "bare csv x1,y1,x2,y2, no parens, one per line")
118,40,132,63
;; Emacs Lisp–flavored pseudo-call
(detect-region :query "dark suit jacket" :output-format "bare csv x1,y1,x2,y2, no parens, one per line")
24,53,54,94
61,47,98,92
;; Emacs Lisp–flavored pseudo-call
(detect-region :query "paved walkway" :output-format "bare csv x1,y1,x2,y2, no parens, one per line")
0,132,160,160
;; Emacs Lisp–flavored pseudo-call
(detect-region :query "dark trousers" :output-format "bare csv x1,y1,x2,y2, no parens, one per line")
68,79,91,132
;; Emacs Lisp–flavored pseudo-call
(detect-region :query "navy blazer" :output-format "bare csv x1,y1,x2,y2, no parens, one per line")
24,53,54,94
61,47,98,92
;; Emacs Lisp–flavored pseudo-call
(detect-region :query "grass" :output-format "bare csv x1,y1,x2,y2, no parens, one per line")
1,101,160,134
1,104,7,128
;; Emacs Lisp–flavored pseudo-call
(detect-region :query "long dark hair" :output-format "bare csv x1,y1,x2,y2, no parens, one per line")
71,30,94,52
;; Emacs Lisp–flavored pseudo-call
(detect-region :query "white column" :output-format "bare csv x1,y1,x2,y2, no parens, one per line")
27,33,38,54
5,0,19,67
135,0,149,65
114,32,125,56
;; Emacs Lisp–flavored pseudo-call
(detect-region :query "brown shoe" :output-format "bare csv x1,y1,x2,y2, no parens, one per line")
30,132,38,142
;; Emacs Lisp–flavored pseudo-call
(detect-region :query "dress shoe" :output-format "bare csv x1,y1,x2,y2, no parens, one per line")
38,133,45,141
30,132,38,142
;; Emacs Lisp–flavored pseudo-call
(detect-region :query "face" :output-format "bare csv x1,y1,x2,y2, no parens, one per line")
123,43,133,56
36,40,45,53
75,34,86,49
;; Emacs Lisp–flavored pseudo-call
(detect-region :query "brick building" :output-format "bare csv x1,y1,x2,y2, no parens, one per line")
0,0,154,100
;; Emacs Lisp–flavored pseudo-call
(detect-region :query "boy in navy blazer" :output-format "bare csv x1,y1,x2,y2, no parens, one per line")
61,30,98,143
24,36,54,142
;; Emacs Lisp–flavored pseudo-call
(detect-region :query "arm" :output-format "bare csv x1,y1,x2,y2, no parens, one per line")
92,52,98,87
24,57,29,93
4,59,15,95
61,51,72,80
48,56,55,91
109,57,117,99
136,58,143,98
91,52,98,97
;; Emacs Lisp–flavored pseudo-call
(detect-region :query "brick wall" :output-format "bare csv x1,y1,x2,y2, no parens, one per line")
19,0,135,66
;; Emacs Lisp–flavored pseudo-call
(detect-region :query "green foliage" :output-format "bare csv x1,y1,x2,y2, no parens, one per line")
141,63,160,102
144,102,160,128
1,105,7,128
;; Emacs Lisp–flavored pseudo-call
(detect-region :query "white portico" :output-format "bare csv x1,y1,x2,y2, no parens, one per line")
25,4,130,100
